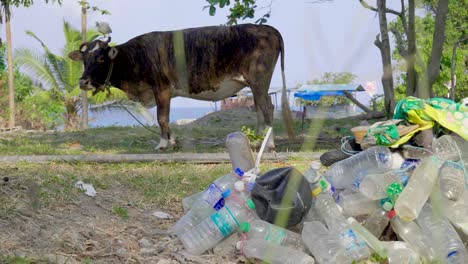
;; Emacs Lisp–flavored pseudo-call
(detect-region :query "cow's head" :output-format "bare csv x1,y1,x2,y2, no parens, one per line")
68,38,118,93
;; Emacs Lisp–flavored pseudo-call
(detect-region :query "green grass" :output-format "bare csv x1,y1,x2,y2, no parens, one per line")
0,116,373,155
0,256,35,264
112,206,129,219
0,161,311,220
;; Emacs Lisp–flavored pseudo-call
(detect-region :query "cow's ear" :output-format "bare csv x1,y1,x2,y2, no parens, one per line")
68,51,83,61
108,47,118,60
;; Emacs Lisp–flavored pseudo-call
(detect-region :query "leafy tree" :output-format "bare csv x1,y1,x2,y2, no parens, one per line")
0,0,63,128
15,21,128,130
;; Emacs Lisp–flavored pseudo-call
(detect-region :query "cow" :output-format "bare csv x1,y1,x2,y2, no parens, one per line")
68,23,294,150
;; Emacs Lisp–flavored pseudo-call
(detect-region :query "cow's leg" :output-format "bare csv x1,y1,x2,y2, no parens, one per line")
155,90,176,150
251,85,275,151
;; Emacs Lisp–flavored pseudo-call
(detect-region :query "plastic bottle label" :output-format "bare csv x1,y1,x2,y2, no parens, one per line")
213,198,225,211
339,228,367,253
210,207,238,237
264,226,286,244
204,183,224,208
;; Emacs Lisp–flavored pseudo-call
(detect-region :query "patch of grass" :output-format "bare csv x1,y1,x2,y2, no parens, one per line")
0,256,34,264
112,206,129,219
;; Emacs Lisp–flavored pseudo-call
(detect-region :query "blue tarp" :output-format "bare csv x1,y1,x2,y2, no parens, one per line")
293,84,364,101
294,90,346,101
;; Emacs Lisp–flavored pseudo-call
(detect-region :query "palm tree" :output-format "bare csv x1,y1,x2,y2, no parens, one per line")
15,21,142,130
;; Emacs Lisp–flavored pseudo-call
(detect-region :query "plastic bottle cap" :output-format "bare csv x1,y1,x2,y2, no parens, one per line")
312,188,322,197
221,189,231,198
391,153,405,169
311,161,322,170
234,181,245,192
382,201,393,212
234,168,244,177
320,179,328,189
240,222,250,233
246,199,256,209
248,182,255,191
388,210,396,219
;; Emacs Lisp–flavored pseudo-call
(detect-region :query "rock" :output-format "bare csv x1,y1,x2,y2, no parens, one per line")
140,247,156,256
139,238,153,248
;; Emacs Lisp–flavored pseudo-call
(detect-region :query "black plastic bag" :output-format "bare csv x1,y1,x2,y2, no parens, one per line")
251,167,312,228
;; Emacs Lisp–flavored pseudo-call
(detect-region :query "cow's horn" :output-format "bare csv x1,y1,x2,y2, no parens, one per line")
79,42,89,52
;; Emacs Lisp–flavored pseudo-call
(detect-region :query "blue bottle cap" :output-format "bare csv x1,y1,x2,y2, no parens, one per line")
222,189,231,198
248,181,255,191
234,168,244,177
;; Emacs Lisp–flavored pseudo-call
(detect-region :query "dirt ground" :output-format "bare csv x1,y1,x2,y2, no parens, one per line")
0,179,247,264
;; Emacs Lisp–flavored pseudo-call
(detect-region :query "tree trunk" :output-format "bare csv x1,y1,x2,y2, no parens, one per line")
406,0,418,97
5,10,14,128
425,0,449,98
80,1,88,129
376,0,395,118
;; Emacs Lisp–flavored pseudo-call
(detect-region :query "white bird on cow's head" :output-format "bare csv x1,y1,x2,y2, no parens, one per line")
96,21,112,37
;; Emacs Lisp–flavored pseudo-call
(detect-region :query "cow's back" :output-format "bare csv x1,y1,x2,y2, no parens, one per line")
116,24,283,95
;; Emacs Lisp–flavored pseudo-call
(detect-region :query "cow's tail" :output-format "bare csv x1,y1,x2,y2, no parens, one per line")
278,31,295,142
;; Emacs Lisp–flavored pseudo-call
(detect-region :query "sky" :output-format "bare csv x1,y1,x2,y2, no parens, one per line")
4,0,401,109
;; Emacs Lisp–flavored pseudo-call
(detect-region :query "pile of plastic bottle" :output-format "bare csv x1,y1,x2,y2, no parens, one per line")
172,131,468,264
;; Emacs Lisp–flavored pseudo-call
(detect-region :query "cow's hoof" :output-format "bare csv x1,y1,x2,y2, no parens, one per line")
155,138,170,151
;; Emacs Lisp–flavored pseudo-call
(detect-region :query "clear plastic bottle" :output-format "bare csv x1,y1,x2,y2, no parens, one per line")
432,135,462,162
173,189,231,235
381,241,421,264
302,221,346,264
359,170,409,200
401,145,433,160
444,191,468,236
179,198,255,255
240,219,304,250
325,146,393,189
416,203,468,264
225,131,255,172
237,239,315,264
181,171,243,211
388,210,437,262
347,217,388,258
394,156,443,221
336,190,378,217
440,161,465,201
303,187,324,223
315,193,370,261
362,208,389,238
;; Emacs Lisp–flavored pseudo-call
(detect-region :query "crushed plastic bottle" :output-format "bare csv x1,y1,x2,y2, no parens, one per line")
388,210,437,262
226,131,256,172
401,145,433,160
381,241,421,264
336,190,378,217
172,189,231,235
325,146,393,189
315,193,371,261
394,156,444,221
432,135,462,162
178,198,255,255
362,208,389,238
302,221,346,264
237,239,315,264
303,187,324,223
181,170,243,211
240,219,305,250
439,161,466,201
347,217,388,258
416,203,468,264
359,170,409,200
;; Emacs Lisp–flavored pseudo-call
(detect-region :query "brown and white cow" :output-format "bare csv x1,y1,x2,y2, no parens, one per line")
69,23,294,150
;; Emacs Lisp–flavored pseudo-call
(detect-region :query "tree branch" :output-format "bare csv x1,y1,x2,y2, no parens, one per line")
359,0,401,16
390,26,408,58
343,91,372,113
374,34,382,49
